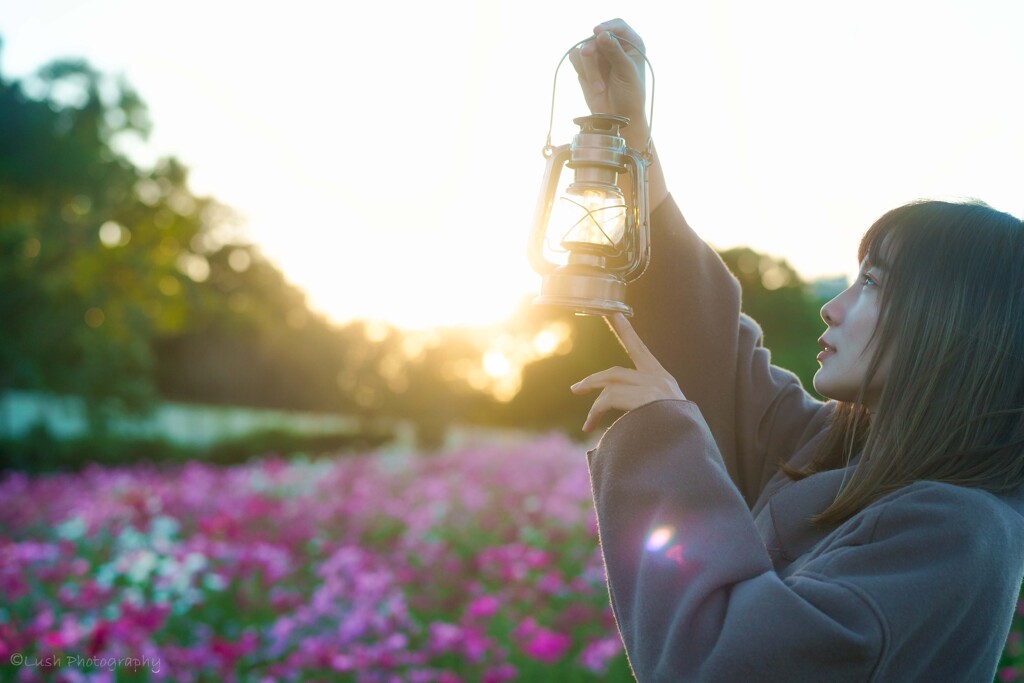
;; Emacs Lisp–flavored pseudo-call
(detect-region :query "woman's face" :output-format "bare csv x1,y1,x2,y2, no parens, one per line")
813,259,892,410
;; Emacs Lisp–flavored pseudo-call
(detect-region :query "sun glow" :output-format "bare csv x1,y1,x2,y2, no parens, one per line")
451,322,575,403
483,351,512,379
5,1,1020,332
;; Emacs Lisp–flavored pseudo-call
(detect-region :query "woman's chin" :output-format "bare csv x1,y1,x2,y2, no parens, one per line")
812,371,829,397
812,372,844,402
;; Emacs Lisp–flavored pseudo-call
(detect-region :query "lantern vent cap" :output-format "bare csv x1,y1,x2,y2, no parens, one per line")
573,113,630,135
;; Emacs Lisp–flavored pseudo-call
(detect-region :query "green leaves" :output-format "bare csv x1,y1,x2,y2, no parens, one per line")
0,49,213,424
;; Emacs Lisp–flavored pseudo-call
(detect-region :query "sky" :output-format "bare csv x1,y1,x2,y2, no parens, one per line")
2,0,1022,331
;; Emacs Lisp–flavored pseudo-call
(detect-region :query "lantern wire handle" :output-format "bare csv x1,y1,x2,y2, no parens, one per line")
543,34,656,160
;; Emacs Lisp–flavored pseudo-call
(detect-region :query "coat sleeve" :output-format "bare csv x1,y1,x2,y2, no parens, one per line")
626,196,826,504
589,399,1023,683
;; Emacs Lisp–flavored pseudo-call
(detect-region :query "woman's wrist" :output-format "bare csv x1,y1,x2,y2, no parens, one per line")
621,119,651,154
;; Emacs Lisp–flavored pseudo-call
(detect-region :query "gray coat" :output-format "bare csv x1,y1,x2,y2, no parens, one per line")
587,196,1024,682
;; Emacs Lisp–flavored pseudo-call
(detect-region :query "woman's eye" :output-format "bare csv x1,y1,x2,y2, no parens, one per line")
861,274,877,287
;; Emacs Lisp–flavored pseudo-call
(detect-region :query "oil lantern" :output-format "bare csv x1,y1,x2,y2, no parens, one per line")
528,37,654,316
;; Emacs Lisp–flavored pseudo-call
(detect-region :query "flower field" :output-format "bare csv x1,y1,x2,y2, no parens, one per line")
1,435,1022,682
0,436,630,682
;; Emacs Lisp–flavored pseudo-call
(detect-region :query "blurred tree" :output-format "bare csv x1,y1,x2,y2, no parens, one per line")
0,54,217,426
152,242,359,413
718,247,826,393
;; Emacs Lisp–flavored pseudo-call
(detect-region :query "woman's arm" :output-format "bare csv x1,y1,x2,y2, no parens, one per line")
627,197,825,503
571,19,825,503
588,400,1023,682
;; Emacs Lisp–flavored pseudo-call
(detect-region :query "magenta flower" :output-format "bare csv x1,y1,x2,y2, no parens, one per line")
428,621,463,653
524,628,572,663
482,663,518,683
514,617,572,664
458,626,490,663
512,616,539,642
579,634,624,673
466,594,500,619
331,653,355,672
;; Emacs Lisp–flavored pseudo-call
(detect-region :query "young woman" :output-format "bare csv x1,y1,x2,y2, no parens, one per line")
569,18,1024,682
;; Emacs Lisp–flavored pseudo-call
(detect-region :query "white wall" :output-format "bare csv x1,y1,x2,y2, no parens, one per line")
0,390,377,447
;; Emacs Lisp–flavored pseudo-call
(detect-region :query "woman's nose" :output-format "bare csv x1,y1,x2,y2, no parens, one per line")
821,295,841,326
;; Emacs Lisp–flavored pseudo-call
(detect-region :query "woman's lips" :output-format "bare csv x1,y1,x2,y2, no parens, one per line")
817,338,836,363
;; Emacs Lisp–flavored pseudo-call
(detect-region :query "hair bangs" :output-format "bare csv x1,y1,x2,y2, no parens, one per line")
856,202,927,273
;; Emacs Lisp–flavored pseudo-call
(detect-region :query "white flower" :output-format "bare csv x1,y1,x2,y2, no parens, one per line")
127,550,158,583
55,516,87,541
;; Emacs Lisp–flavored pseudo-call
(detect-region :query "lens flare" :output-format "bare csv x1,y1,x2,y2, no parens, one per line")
645,526,674,552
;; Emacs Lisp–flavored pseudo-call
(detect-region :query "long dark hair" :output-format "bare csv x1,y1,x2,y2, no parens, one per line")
784,199,1024,525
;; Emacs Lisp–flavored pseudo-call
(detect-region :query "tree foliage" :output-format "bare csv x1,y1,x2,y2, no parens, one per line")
0,56,205,421
718,246,827,395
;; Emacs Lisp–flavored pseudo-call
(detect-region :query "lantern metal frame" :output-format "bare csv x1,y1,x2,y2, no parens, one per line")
528,34,656,317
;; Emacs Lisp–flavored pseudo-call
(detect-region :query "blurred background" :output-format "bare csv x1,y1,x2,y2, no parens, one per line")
1,0,1022,468
3,3,1024,681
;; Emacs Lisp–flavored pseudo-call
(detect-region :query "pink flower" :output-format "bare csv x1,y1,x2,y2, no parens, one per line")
522,627,572,664
428,622,463,653
466,594,500,619
41,631,65,648
87,620,110,656
119,600,170,633
405,671,436,683
536,571,564,595
482,663,517,683
512,616,539,642
33,608,55,631
579,635,623,673
524,546,550,570
331,654,354,671
459,626,490,663
0,572,27,600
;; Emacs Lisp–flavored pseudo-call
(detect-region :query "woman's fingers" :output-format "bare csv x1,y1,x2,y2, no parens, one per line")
568,18,647,120
595,30,636,74
573,315,686,432
607,314,664,374
582,384,648,433
579,40,607,95
573,367,686,433
583,388,614,433
569,39,609,114
571,366,645,394
593,18,646,53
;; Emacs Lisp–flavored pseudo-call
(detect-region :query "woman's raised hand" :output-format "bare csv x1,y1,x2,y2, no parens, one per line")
568,19,649,147
571,314,686,433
